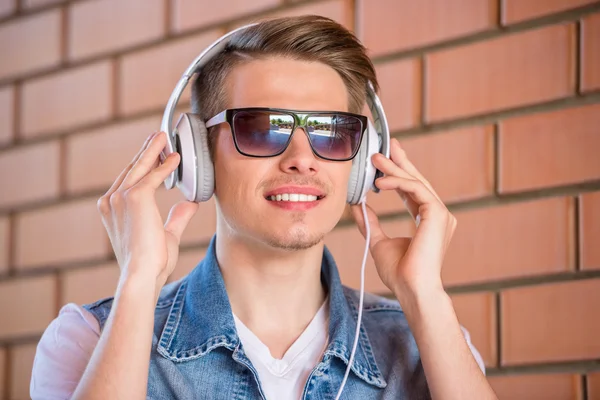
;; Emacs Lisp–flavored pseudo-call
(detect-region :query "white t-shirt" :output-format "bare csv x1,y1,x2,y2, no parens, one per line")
232,296,329,400
31,297,485,399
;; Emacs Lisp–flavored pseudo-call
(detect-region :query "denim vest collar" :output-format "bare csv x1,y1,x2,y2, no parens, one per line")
156,236,386,389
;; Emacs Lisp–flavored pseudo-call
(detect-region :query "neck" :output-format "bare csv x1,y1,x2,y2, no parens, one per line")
215,229,327,353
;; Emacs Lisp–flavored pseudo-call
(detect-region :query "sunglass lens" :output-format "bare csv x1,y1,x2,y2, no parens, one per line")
307,115,363,160
233,111,294,156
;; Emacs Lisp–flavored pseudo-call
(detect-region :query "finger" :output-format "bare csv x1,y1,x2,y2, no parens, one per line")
119,131,169,191
350,203,388,249
375,177,420,221
389,139,443,204
164,200,199,243
137,151,181,191
104,131,159,197
371,158,421,219
372,152,414,181
375,175,441,222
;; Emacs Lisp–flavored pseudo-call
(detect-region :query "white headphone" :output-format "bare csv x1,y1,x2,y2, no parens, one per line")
159,23,391,204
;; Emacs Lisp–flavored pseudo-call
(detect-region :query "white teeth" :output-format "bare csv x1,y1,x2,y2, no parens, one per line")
268,193,320,202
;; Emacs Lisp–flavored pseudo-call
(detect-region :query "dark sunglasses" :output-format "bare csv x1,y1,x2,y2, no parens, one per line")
205,107,368,161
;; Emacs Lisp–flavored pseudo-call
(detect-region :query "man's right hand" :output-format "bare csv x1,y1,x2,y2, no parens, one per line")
96,131,199,299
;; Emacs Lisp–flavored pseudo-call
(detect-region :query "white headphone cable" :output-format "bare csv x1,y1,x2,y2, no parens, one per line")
334,199,370,400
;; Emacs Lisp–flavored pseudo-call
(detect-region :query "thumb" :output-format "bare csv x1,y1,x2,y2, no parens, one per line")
164,201,199,242
350,203,388,250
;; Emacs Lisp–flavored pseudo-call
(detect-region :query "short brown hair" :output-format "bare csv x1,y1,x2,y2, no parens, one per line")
191,15,379,155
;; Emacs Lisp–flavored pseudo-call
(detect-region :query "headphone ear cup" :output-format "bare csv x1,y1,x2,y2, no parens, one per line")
347,148,363,205
187,113,215,202
174,113,214,202
347,119,379,205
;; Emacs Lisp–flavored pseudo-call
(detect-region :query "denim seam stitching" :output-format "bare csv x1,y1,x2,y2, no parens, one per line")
343,291,381,373
158,279,187,350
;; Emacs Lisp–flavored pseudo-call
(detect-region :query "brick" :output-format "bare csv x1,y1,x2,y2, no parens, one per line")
241,0,350,30
367,125,494,215
426,24,575,122
450,292,496,367
9,343,37,400
0,85,14,146
22,0,65,9
499,104,600,193
21,61,113,138
582,12,600,92
66,115,161,194
0,275,56,339
68,0,165,61
581,191,600,270
503,0,598,24
0,10,61,80
0,0,16,17
155,187,217,246
488,373,582,400
375,58,421,132
325,218,415,294
171,0,280,33
14,198,108,270
168,247,207,283
358,0,496,56
0,141,60,209
443,197,574,286
119,30,221,116
589,372,600,400
0,216,8,274
0,347,5,397
61,262,120,306
501,278,600,364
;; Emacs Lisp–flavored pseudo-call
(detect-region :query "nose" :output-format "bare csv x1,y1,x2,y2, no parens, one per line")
278,127,319,175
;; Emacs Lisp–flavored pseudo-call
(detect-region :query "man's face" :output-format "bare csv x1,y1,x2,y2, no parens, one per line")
212,57,353,250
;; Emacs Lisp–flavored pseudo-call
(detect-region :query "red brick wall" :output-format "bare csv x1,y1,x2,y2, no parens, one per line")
0,0,599,398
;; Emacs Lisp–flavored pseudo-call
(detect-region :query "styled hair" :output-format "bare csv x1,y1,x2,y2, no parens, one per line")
191,15,379,155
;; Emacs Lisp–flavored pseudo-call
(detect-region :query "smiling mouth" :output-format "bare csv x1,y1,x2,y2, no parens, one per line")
266,194,325,202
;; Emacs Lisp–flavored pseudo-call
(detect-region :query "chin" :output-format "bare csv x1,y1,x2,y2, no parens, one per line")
268,207,345,251
250,217,338,251
260,225,326,251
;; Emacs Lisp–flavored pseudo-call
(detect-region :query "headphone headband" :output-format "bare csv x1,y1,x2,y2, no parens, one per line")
160,22,390,191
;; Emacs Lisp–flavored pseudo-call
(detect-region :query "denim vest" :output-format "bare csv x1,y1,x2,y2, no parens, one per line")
83,236,431,399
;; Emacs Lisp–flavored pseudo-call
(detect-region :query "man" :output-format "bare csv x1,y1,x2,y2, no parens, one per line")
31,16,496,399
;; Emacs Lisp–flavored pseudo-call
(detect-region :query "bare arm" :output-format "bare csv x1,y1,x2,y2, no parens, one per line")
395,286,495,400
69,131,198,400
71,275,157,400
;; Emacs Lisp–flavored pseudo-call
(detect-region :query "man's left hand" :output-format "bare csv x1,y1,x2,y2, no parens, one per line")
351,138,456,298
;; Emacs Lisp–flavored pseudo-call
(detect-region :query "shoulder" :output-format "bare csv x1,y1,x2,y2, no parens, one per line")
82,278,186,327
342,286,486,375
31,304,101,399
43,302,102,339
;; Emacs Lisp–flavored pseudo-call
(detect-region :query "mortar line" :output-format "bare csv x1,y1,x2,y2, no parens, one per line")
575,195,582,271
576,19,583,95
495,291,502,369
582,374,589,400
